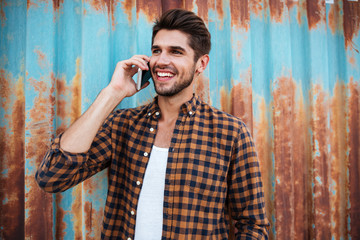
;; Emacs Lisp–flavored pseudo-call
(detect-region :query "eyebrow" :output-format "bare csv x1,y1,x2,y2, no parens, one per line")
151,45,186,52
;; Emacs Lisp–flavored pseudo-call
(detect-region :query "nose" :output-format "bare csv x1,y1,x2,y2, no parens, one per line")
155,52,170,66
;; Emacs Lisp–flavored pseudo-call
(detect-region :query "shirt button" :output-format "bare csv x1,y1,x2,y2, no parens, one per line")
127,238,132,240
189,111,193,115
147,112,151,116
131,210,135,215
150,127,154,132
136,181,141,186
155,111,160,116
144,152,148,157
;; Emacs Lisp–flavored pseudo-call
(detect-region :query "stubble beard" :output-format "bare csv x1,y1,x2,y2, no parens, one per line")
153,65,196,97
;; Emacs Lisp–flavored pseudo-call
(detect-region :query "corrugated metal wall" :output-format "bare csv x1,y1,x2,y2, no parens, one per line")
0,0,359,239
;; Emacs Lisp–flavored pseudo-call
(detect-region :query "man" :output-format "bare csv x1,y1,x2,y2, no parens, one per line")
36,9,269,239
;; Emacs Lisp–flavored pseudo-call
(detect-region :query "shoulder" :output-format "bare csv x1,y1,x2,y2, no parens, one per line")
109,104,150,126
198,101,247,132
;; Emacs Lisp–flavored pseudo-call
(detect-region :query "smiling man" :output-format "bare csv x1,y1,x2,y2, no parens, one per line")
36,9,269,240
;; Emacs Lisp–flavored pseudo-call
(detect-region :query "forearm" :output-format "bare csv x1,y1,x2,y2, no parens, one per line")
60,86,125,153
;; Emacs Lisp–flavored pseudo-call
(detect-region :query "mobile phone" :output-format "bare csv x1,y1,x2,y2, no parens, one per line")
136,63,152,90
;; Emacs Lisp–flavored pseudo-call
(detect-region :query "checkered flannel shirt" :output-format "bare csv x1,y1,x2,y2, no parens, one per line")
36,94,269,239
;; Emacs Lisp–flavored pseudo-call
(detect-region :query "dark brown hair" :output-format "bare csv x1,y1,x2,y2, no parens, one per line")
152,9,211,61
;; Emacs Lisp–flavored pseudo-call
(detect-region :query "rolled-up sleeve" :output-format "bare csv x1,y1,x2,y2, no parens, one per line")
228,124,270,239
35,111,116,193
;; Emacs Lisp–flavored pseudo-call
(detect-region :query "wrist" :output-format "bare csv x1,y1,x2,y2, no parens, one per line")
103,86,127,103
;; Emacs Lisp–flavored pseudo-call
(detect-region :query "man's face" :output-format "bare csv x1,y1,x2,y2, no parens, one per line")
150,29,198,97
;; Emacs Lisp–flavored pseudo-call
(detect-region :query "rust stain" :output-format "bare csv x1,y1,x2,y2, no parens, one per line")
25,73,55,239
220,77,253,132
220,86,231,115
72,185,83,239
269,0,284,22
272,76,296,239
230,71,253,132
328,2,342,35
0,0,7,27
71,58,82,122
194,74,210,104
0,75,25,239
253,97,274,239
160,0,185,12
34,49,49,69
329,80,349,239
310,84,331,240
343,1,360,51
55,193,66,240
348,78,360,239
0,69,11,105
230,0,250,30
250,0,265,18
84,201,104,239
83,177,105,238
86,0,120,28
136,0,161,23
348,54,357,69
121,0,135,23
305,0,325,30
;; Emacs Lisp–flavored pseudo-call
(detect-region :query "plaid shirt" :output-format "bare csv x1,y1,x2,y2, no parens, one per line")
36,95,269,239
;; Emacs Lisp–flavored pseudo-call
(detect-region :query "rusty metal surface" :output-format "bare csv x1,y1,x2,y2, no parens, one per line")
0,0,359,239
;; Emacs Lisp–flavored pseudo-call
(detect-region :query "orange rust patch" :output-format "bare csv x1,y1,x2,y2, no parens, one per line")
34,49,49,69
329,80,349,239
328,2,342,35
253,97,274,238
0,1,7,26
0,75,25,239
194,74,210,104
0,69,11,106
71,58,82,122
160,0,184,12
72,185,83,239
305,0,326,30
348,78,360,239
343,1,360,51
86,0,120,28
84,201,104,239
25,73,55,239
310,84,331,239
55,193,66,239
220,78,253,132
136,0,161,24
250,0,265,18
272,76,296,239
230,0,250,30
269,0,284,22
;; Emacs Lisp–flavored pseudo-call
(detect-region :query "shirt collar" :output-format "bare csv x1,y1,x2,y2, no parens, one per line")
146,94,200,118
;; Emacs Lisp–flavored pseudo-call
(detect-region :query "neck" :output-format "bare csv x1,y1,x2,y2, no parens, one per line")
157,90,193,123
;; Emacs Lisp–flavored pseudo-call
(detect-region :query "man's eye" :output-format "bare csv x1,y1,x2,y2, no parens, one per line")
172,50,182,55
152,49,160,54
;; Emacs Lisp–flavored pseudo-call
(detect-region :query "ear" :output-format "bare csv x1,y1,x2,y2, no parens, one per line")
195,54,210,74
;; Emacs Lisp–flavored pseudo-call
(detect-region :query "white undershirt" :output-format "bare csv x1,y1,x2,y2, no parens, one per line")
134,145,169,240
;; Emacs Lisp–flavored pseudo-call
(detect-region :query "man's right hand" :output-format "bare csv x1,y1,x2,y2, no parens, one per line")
107,55,151,101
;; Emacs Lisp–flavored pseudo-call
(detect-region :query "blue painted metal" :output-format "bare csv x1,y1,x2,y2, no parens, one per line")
1,0,359,239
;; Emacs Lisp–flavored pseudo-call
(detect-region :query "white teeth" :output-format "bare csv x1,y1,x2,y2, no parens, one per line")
157,72,174,77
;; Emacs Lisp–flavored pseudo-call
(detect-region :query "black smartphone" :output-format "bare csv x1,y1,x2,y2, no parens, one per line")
136,63,152,90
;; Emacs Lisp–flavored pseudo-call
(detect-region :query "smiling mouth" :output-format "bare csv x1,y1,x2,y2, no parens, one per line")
157,72,175,78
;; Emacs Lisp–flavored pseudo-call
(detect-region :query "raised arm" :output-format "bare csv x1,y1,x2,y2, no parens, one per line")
35,55,150,192
61,55,150,153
